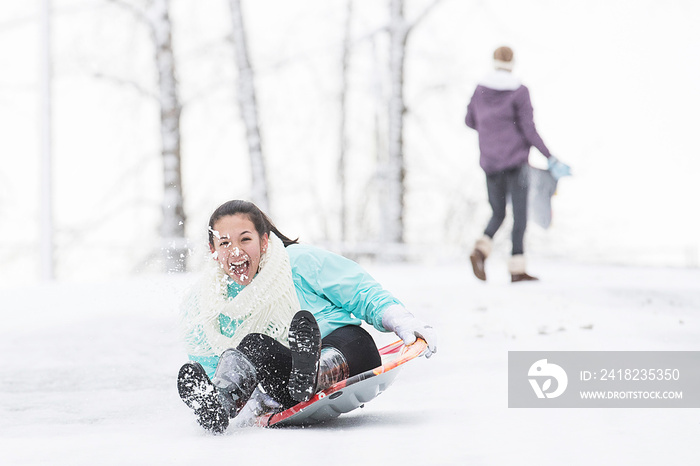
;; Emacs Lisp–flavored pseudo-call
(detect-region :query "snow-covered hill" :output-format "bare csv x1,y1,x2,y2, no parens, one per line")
2,260,699,465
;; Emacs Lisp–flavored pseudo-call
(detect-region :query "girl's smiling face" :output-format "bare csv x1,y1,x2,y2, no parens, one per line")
209,214,268,286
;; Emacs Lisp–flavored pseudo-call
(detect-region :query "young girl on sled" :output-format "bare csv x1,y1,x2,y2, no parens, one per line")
177,200,437,432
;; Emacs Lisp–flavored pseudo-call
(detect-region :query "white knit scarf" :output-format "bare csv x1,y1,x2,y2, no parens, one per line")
181,233,300,357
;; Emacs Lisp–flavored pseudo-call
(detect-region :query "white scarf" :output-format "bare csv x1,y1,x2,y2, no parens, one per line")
181,233,300,357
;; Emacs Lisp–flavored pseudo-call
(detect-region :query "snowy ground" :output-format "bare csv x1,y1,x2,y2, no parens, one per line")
1,259,699,465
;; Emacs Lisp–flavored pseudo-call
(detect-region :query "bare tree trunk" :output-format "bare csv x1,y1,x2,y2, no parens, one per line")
385,0,408,245
338,0,353,242
148,0,187,272
382,0,444,247
371,37,387,243
228,0,269,212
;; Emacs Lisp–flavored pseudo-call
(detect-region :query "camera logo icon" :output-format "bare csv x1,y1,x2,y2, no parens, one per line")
528,359,568,399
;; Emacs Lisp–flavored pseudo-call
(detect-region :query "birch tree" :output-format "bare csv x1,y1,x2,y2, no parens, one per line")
228,0,269,212
338,0,353,242
150,0,186,273
383,0,442,245
110,0,187,272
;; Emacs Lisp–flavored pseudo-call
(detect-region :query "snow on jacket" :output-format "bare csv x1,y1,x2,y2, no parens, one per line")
465,70,551,174
185,243,403,378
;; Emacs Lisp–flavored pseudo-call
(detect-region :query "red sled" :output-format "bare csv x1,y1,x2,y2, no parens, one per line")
253,338,427,427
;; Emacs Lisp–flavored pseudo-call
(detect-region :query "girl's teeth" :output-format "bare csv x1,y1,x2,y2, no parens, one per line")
230,259,248,277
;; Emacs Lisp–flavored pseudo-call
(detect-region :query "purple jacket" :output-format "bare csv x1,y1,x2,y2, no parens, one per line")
465,71,551,174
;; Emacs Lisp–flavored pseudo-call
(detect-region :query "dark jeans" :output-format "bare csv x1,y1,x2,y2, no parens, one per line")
484,163,529,255
237,325,380,409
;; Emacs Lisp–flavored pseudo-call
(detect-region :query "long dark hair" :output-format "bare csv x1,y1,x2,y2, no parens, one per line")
208,200,299,248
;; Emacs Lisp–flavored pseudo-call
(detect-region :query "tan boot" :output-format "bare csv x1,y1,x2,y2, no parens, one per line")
508,254,539,282
511,272,539,282
469,235,492,281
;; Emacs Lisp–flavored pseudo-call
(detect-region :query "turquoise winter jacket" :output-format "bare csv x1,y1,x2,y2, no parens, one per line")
188,243,403,378
287,244,401,336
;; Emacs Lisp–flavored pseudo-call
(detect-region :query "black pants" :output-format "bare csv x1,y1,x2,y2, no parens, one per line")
484,163,529,255
236,325,381,409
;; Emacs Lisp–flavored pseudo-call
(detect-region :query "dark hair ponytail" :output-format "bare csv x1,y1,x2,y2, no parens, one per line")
208,200,298,248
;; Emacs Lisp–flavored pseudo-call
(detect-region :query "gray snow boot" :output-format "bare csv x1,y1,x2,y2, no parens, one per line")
211,348,259,419
177,362,229,434
287,310,322,402
177,348,258,434
316,346,350,392
287,311,351,402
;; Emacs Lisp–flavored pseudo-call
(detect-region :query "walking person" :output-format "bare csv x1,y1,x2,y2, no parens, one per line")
465,46,570,282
